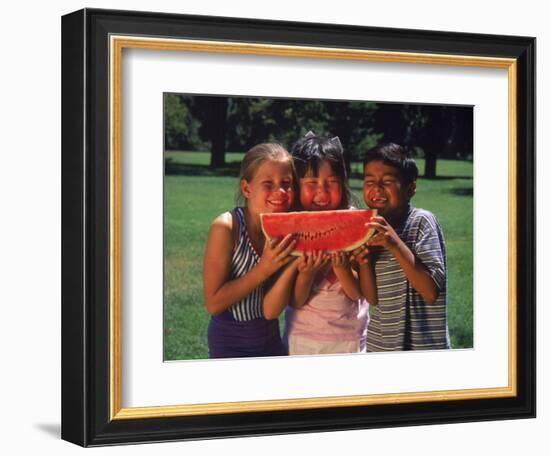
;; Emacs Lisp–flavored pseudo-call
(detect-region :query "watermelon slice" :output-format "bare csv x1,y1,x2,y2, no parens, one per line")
260,209,377,255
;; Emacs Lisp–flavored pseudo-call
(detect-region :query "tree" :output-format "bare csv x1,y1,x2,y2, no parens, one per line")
207,97,229,167
182,96,229,167
374,103,473,178
404,105,473,178
327,101,379,174
163,94,202,151
165,94,472,176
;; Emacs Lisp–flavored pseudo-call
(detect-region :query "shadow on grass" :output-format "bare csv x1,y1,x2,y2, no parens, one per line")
424,175,473,181
448,187,474,196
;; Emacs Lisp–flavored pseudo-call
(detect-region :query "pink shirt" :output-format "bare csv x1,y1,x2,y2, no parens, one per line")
285,265,369,346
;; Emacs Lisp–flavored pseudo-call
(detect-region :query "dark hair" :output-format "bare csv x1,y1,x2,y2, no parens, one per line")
363,143,418,185
291,132,352,209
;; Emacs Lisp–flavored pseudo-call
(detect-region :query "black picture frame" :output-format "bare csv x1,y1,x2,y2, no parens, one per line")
62,8,535,447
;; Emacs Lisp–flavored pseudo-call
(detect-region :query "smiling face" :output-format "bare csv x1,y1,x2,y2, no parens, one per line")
241,159,295,214
299,160,343,211
363,160,416,220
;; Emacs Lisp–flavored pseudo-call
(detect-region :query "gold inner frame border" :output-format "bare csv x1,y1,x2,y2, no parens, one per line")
109,35,518,420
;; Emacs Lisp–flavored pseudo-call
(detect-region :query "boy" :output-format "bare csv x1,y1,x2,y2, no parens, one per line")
354,143,451,351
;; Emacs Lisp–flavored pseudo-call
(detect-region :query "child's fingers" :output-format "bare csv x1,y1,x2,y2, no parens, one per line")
279,233,296,249
357,249,370,263
278,238,297,258
351,244,369,259
366,221,387,232
306,251,320,269
314,251,324,267
367,233,387,246
264,237,283,253
339,251,348,266
367,233,382,243
266,237,281,250
370,216,387,225
272,233,294,252
357,254,369,265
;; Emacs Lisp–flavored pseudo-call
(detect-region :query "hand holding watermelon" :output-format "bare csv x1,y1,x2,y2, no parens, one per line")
365,215,442,306
366,216,402,252
350,244,372,267
296,250,328,276
257,233,297,279
330,251,350,270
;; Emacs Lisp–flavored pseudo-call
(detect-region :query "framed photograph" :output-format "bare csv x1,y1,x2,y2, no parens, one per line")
61,8,535,447
162,94,474,361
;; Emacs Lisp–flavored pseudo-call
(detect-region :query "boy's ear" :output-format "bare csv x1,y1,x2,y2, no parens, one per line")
407,181,417,200
240,179,250,198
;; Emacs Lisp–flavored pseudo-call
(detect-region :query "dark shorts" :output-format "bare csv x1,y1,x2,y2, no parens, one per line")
208,317,286,359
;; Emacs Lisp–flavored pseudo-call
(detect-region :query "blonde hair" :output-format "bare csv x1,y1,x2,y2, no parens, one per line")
236,143,297,205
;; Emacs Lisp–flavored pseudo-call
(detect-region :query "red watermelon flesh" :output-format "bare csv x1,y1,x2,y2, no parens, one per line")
260,209,377,255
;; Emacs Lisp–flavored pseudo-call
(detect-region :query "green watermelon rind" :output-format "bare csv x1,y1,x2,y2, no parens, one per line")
260,209,377,256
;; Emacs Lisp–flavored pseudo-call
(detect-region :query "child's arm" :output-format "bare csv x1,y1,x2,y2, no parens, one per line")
203,213,296,315
351,245,378,305
262,259,299,320
291,251,327,308
366,216,439,304
331,252,362,301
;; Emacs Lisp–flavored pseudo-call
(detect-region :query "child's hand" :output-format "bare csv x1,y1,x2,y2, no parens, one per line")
350,244,371,268
366,216,402,252
330,251,350,270
258,234,297,278
297,250,328,275
331,251,362,300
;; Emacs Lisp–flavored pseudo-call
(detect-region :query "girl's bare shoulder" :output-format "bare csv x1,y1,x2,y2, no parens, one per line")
210,211,234,230
209,210,239,245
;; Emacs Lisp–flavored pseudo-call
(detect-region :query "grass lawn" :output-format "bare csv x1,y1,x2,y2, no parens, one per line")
164,151,473,359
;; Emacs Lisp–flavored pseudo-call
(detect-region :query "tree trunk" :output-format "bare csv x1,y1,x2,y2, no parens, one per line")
424,148,437,178
209,98,228,168
337,132,352,178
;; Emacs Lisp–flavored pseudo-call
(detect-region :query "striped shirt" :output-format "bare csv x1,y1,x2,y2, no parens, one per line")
366,207,451,351
225,207,264,322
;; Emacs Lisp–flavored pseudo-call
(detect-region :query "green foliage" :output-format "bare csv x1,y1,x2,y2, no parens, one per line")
353,132,385,161
164,94,204,151
169,96,389,161
164,95,473,174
